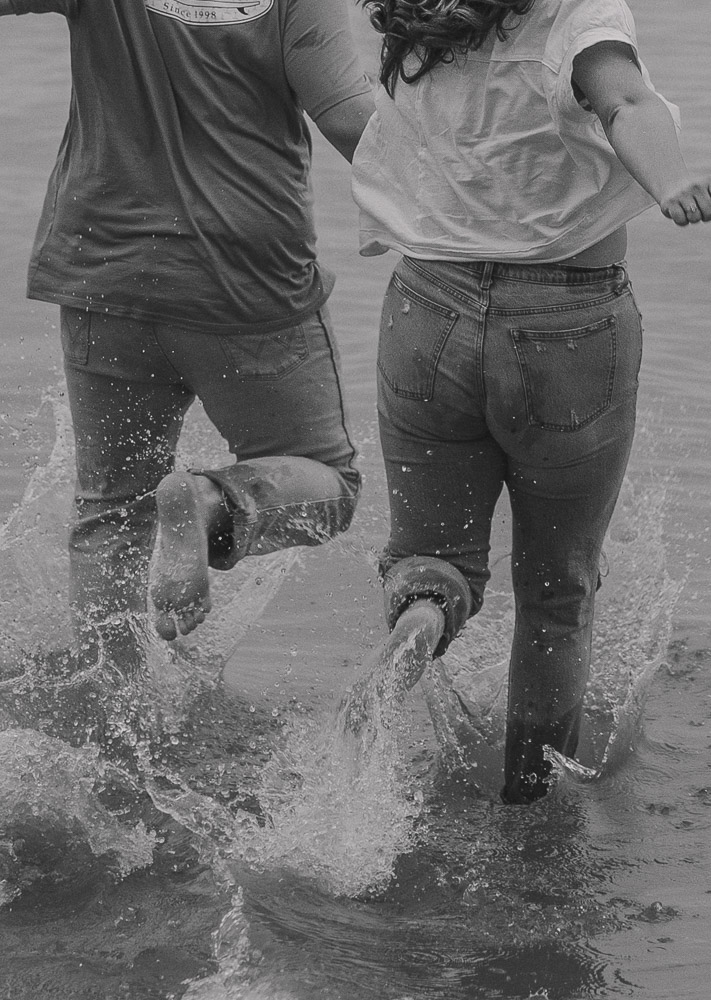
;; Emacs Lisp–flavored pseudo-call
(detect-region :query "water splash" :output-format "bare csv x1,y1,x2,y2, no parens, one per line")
0,385,75,664
182,890,299,1000
253,712,422,897
0,384,300,894
137,683,423,901
1,384,683,999
0,729,155,903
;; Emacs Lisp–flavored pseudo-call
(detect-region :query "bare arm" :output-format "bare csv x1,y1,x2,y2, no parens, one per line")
573,41,711,226
312,91,374,164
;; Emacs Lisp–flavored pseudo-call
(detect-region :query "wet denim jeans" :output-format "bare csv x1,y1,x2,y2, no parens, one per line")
377,256,643,802
61,305,359,653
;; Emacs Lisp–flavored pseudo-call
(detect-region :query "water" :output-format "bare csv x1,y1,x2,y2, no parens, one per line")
1,4,711,999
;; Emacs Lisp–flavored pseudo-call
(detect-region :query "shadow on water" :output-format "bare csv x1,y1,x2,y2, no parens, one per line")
0,386,685,1000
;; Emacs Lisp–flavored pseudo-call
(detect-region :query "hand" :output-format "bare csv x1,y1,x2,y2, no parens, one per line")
659,176,711,226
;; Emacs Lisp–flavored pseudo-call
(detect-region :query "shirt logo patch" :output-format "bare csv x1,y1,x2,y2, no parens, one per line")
145,0,274,24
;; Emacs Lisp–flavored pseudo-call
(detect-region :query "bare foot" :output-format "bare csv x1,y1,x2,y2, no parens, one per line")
150,472,216,640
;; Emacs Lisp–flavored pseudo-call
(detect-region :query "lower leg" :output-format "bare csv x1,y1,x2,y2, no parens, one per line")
502,695,587,805
69,497,159,673
502,436,633,803
150,457,359,640
62,307,194,668
501,526,600,804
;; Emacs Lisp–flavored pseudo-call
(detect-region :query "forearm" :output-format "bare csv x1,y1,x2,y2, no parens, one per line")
604,92,688,204
574,40,711,226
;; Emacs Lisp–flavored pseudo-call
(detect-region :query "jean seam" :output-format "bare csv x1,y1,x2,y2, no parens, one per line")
403,256,489,311
151,322,192,383
315,309,360,474
489,289,624,317
491,263,626,285
391,270,459,320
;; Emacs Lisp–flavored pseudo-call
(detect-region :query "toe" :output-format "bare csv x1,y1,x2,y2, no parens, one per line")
154,612,178,641
176,607,205,636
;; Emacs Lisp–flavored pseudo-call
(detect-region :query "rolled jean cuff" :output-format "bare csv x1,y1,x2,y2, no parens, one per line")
382,555,473,656
192,466,360,571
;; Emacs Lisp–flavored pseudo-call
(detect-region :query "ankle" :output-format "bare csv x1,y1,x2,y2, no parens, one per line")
192,474,231,536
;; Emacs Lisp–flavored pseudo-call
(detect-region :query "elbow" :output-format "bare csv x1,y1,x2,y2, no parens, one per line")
603,88,657,132
604,95,635,132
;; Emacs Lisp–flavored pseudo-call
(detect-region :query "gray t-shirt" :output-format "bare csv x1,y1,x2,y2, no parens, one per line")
3,0,370,332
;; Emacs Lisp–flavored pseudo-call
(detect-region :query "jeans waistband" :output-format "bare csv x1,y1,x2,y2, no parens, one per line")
403,256,627,286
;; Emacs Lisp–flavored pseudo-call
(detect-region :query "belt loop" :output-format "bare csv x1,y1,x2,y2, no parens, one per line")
480,261,495,290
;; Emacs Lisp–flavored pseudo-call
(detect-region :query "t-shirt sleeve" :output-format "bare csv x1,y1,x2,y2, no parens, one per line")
3,0,74,13
283,0,371,122
546,0,679,130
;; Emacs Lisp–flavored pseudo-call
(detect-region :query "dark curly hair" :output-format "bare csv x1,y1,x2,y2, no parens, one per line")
362,0,535,96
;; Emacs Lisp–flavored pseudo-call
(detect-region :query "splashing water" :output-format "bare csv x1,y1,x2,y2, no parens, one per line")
1,382,683,1000
0,385,76,665
0,729,156,904
138,674,424,899
0,386,301,881
253,712,422,896
181,890,299,1000
172,480,682,998
1,383,421,911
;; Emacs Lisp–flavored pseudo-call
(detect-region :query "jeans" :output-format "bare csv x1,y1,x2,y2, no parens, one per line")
61,305,359,652
377,256,643,802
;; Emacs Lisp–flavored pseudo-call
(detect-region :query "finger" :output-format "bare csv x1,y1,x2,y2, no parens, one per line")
684,201,703,224
662,202,689,226
693,187,711,222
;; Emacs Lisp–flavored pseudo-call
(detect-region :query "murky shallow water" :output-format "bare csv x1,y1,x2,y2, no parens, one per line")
1,4,710,999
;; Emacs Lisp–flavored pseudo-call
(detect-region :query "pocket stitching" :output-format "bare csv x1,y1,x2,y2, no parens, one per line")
218,326,309,381
379,274,459,401
511,315,617,431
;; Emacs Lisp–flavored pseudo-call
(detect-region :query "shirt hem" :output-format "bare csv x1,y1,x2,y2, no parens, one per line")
27,286,335,336
358,203,653,264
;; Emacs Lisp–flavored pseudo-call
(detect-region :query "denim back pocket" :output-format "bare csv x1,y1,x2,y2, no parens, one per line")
511,315,617,431
378,272,458,401
60,308,92,366
219,324,309,380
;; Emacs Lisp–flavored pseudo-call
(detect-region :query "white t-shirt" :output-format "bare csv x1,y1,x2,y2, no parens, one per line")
352,0,679,262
